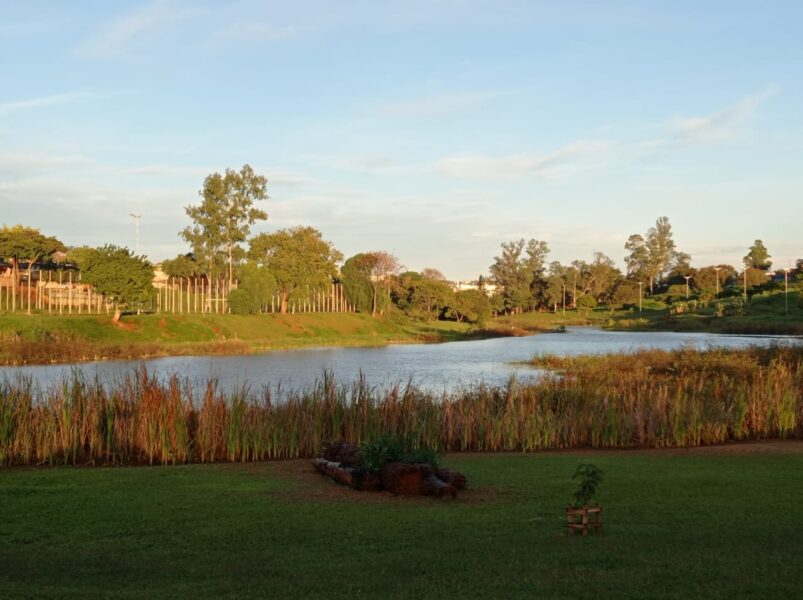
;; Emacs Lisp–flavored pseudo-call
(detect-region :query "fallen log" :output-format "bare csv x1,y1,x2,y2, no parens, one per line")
323,442,363,467
435,468,467,490
381,462,425,496
312,458,355,487
423,474,456,499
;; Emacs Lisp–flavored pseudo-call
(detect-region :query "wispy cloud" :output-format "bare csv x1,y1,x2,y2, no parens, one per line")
79,0,204,59
214,21,299,42
437,139,614,180
642,86,778,149
0,92,96,115
378,91,504,118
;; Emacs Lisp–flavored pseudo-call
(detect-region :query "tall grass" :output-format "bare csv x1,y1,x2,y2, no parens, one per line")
1,346,801,467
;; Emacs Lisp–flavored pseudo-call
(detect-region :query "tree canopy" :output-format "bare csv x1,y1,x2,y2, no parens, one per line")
181,165,268,279
79,245,154,323
624,216,688,293
0,225,64,313
744,240,772,271
489,238,549,313
248,227,341,313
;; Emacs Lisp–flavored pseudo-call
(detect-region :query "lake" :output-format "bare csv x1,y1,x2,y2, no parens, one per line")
1,327,798,395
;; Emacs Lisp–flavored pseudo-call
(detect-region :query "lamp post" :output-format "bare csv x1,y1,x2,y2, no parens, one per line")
785,268,790,315
129,213,142,255
713,267,721,298
638,282,643,313
683,275,692,300
562,284,566,316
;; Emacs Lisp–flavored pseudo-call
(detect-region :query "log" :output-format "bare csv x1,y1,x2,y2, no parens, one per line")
323,442,363,467
311,458,355,487
423,475,456,499
381,462,424,496
435,468,467,490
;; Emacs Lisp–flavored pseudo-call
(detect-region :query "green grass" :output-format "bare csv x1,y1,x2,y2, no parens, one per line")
2,447,801,599
0,312,479,364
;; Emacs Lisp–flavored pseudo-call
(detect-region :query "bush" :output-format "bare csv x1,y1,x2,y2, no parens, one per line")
359,434,439,472
228,288,256,315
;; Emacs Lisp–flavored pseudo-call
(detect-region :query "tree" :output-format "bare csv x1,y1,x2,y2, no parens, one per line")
248,227,342,313
744,240,772,271
341,251,401,317
421,267,446,281
489,239,549,313
231,260,276,313
79,245,154,323
448,289,491,325
570,252,621,305
625,217,687,293
181,165,268,280
0,225,63,314
160,253,203,278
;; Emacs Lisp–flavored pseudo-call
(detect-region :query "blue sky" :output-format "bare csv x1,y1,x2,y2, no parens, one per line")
1,1,801,279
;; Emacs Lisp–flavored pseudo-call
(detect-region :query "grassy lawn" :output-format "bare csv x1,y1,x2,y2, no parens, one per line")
0,312,478,364
2,445,801,599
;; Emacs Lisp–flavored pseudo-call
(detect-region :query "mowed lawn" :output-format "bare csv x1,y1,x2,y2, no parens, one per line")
2,444,802,599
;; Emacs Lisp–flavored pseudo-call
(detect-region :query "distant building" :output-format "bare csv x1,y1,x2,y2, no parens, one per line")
450,280,498,295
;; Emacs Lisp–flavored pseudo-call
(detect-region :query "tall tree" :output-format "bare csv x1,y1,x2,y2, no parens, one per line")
160,253,203,278
79,245,154,323
341,253,375,314
489,239,549,313
0,225,63,313
625,217,686,294
248,227,342,313
744,240,772,270
181,165,268,280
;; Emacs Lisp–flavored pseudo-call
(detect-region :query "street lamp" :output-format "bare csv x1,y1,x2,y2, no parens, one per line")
784,267,791,315
683,275,692,300
562,284,566,316
637,281,643,313
129,213,142,256
713,267,721,298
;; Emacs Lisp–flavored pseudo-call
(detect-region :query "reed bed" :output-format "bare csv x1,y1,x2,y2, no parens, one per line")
1,346,801,466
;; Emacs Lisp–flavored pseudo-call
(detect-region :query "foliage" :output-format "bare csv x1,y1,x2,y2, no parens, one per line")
714,298,746,317
625,217,688,294
744,240,772,271
227,288,256,315
236,260,276,313
571,463,604,507
359,434,406,472
394,272,454,320
342,251,400,316
79,245,154,322
249,226,342,313
161,253,203,278
181,164,268,278
448,289,492,324
341,253,375,313
489,238,549,313
81,245,153,323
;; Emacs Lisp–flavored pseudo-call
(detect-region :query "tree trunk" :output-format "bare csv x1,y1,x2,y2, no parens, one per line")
371,283,378,316
279,292,288,314
26,265,34,315
112,306,122,324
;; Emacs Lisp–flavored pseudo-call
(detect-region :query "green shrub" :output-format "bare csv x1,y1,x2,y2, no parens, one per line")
228,288,256,315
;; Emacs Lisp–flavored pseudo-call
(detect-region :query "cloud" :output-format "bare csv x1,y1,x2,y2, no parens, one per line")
378,91,504,118
642,86,778,149
0,152,94,176
437,139,613,180
0,92,97,115
214,21,299,42
80,0,203,59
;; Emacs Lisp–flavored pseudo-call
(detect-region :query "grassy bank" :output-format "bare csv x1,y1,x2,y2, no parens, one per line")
0,312,484,365
2,345,801,467
2,447,802,598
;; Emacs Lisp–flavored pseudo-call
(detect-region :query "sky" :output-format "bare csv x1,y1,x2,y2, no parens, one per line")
1,0,801,280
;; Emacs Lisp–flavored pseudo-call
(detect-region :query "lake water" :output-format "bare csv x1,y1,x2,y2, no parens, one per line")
1,327,798,395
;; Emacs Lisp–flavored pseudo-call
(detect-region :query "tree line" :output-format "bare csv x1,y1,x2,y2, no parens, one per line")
1,164,800,323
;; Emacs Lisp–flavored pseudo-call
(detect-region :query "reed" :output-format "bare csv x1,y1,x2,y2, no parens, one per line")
1,345,801,467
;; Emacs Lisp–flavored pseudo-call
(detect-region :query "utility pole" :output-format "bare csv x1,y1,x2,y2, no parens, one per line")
683,275,692,300
129,213,142,255
562,284,566,316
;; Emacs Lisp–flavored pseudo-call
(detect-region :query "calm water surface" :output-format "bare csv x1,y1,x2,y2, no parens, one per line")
1,327,798,395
